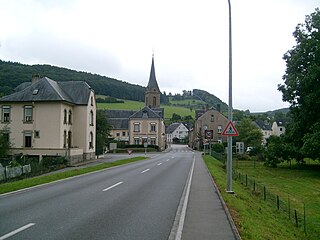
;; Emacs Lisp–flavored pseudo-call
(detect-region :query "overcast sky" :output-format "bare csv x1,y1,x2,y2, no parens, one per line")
0,0,318,112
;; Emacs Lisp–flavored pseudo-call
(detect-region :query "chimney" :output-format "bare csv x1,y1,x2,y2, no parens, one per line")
217,104,221,112
205,104,208,112
32,74,41,84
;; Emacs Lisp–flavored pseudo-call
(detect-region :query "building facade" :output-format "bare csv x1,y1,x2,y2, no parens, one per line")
166,122,189,144
105,55,166,150
189,108,228,149
0,76,96,163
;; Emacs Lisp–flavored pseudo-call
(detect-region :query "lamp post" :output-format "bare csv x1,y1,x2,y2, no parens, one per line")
226,0,234,193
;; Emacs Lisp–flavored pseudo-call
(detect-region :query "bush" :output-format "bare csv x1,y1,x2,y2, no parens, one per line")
41,156,67,169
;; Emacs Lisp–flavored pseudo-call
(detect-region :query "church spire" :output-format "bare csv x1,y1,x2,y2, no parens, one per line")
146,54,160,92
145,54,161,108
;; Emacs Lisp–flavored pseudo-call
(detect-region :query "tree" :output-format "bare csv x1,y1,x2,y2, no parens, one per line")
96,110,112,155
278,8,320,162
236,118,263,149
0,125,13,157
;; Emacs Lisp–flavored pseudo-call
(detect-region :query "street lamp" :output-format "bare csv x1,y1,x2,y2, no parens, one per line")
226,0,234,193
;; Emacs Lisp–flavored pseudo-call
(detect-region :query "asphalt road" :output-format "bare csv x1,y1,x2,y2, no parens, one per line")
0,145,194,240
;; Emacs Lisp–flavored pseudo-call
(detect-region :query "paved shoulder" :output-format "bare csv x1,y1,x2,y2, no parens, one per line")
181,152,238,240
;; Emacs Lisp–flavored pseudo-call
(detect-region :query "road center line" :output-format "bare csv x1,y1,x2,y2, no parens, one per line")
141,169,150,174
166,159,170,162
0,223,36,240
157,163,162,166
102,181,123,192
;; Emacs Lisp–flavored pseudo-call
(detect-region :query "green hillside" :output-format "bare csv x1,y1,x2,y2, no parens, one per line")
97,99,194,120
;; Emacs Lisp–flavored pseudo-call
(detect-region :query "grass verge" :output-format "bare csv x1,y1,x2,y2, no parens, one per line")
203,155,309,240
0,157,147,195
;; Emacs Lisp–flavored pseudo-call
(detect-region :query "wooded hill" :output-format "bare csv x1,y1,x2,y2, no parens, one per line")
0,60,228,111
0,60,146,102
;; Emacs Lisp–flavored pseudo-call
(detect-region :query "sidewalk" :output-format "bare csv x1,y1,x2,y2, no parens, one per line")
181,152,240,240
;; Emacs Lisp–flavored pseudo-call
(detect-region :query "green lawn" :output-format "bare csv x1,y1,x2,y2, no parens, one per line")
204,155,317,240
232,160,320,239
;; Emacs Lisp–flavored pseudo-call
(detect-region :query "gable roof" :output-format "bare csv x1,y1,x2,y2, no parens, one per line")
253,120,272,131
0,77,93,105
146,56,160,92
166,122,189,134
101,110,136,130
129,106,162,119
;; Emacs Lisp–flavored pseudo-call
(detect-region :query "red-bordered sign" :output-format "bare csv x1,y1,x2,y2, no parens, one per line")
222,121,239,136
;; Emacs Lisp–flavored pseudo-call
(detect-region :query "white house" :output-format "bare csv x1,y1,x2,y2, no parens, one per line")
166,122,189,144
272,121,286,136
0,76,96,164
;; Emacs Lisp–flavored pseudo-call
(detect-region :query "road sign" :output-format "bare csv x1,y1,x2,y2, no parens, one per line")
127,149,133,155
222,121,239,136
205,129,213,139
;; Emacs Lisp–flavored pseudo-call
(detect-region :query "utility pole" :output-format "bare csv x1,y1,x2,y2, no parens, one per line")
226,0,234,193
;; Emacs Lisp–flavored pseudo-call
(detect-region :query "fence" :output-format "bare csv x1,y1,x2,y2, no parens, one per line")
231,169,320,239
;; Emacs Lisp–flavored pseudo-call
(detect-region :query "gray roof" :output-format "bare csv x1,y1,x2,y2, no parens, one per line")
1,77,93,105
129,106,162,119
102,110,136,130
146,56,160,92
166,122,181,134
253,120,272,131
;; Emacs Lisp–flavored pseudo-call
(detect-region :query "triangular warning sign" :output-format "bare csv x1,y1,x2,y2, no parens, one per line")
222,121,239,136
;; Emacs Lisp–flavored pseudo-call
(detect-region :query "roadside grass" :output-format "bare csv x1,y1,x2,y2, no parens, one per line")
233,160,320,239
203,155,309,240
0,157,147,195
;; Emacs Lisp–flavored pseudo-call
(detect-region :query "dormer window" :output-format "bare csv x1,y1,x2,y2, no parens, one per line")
142,110,148,118
33,89,39,95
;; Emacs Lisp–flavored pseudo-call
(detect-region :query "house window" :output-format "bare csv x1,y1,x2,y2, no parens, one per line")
63,109,67,124
153,97,157,106
218,125,222,133
34,130,40,138
68,110,72,125
2,106,10,123
24,106,33,123
280,127,283,132
150,138,156,145
63,130,67,148
150,123,156,132
142,110,148,118
24,131,32,148
89,131,94,149
90,110,94,126
134,123,140,132
122,132,126,136
116,132,120,137
91,96,94,106
134,137,139,145
218,136,222,144
210,114,214,122
68,131,72,148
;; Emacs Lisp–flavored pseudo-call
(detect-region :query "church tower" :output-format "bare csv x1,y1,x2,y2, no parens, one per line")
145,55,161,108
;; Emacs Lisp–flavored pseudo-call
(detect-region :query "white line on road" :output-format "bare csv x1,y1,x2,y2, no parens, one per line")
157,163,162,166
166,159,170,162
102,182,123,192
141,169,150,174
0,223,36,240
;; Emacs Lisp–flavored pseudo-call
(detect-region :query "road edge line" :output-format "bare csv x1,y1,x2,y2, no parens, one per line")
168,155,195,240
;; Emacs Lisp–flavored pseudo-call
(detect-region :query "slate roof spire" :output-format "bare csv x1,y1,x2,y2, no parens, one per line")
146,54,160,92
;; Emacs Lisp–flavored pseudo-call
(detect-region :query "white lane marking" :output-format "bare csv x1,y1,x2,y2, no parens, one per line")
0,223,36,240
172,156,195,240
102,181,123,192
141,169,150,174
166,159,170,162
157,163,162,166
171,156,175,158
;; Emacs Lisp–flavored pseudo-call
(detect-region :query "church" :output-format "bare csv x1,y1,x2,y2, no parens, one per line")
103,56,166,150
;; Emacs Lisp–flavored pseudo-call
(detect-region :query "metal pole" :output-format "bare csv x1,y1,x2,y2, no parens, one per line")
226,0,234,193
